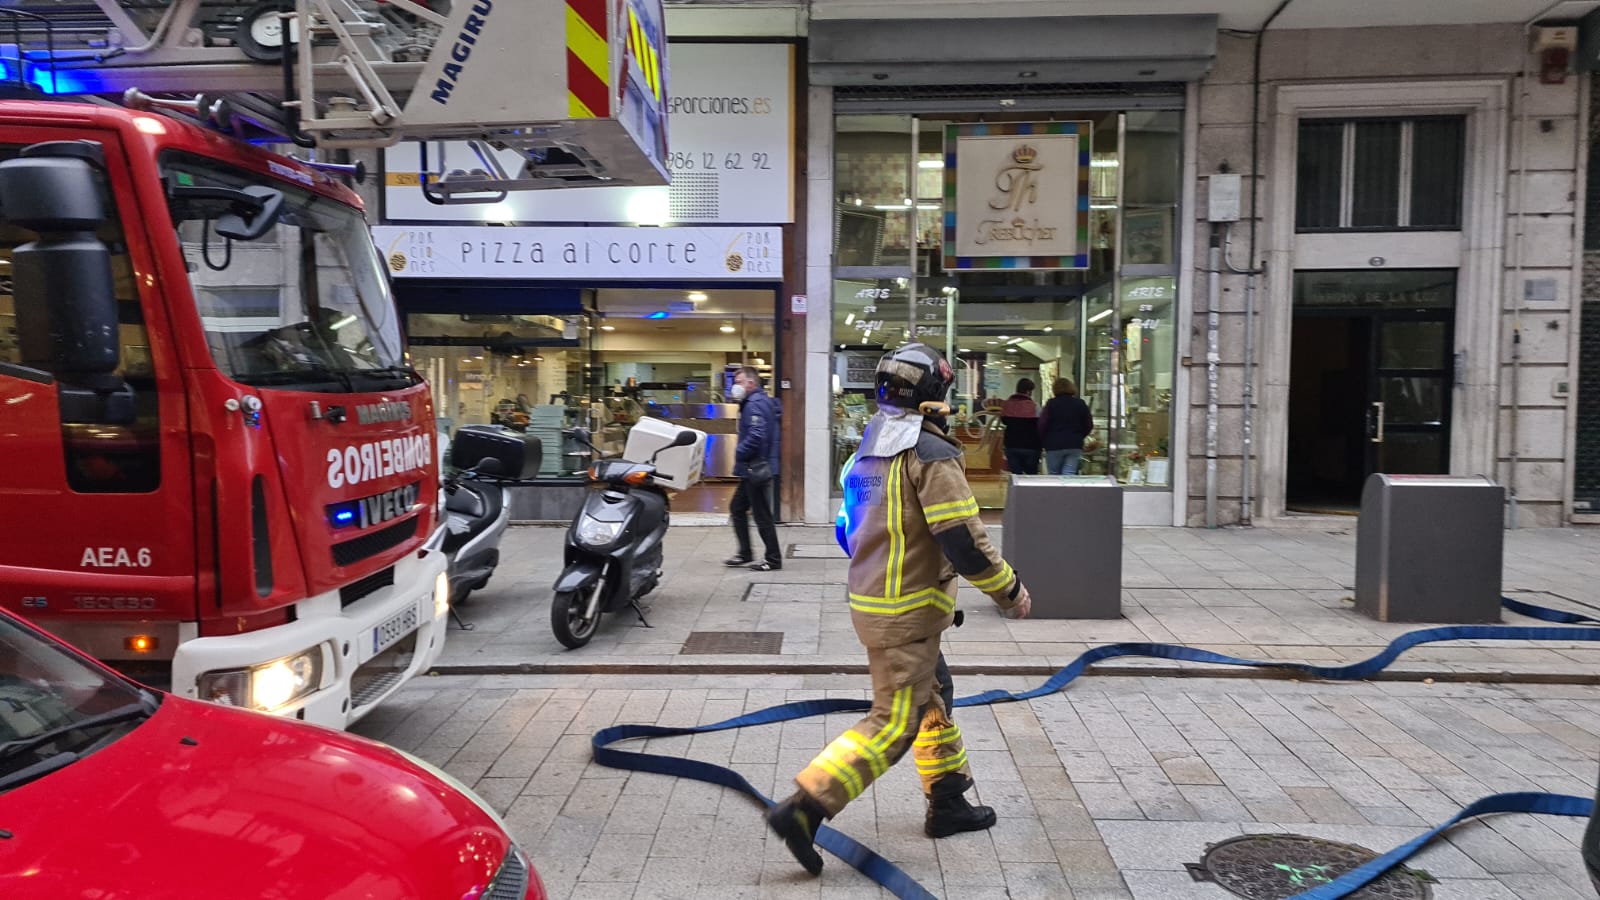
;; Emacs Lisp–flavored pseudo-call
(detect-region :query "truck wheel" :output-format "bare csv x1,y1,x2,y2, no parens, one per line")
551,589,601,649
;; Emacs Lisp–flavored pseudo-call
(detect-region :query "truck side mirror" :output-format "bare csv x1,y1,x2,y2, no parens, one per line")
0,142,132,424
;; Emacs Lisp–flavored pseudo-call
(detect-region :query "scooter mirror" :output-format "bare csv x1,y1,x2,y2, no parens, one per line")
668,431,697,448
475,456,505,476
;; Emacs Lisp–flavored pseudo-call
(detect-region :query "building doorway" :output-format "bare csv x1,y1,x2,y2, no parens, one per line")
1287,270,1455,512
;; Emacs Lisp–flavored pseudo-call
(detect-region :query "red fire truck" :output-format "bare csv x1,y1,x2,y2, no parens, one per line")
0,0,669,728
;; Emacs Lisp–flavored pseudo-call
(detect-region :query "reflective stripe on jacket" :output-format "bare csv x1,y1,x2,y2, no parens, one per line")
840,421,1017,649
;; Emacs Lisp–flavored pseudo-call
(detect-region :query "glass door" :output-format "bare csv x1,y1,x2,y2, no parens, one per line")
1287,269,1455,511
1369,315,1452,476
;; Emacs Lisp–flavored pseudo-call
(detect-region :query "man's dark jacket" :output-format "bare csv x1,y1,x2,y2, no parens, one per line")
735,389,781,477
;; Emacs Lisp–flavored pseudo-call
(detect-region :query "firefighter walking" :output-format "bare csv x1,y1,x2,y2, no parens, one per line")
766,343,1032,875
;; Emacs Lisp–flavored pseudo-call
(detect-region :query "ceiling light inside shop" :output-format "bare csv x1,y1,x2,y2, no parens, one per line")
1090,159,1120,168
720,324,737,334
918,159,944,169
1043,326,1054,332
533,356,543,361
687,292,708,302
958,347,971,353
1088,309,1113,323
1006,347,1018,353
845,313,855,325
600,324,615,331
874,203,940,211
998,335,1009,340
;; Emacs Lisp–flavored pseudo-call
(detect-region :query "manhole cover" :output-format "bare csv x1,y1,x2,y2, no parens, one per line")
1188,834,1432,900
681,631,784,655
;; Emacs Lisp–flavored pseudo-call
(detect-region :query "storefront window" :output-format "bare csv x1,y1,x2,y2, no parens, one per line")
407,312,590,475
409,287,778,492
830,109,1181,505
834,115,915,268
592,288,775,488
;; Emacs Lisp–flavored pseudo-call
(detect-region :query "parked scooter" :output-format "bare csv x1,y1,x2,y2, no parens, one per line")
439,425,540,627
550,427,697,649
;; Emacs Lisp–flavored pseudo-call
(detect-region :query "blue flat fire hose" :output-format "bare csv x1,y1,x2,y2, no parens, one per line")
591,596,1600,900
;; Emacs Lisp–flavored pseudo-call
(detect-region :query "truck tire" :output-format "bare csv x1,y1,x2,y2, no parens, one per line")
551,589,601,649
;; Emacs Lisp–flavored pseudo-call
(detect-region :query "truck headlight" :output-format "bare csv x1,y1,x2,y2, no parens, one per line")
198,647,324,712
575,518,623,548
434,570,451,619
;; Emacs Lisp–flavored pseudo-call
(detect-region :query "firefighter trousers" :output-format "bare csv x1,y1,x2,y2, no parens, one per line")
794,635,972,817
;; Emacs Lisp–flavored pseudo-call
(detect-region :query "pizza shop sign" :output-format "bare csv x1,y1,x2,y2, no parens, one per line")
371,225,783,281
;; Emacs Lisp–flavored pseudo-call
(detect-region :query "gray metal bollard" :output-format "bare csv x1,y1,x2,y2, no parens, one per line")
1000,475,1122,619
1354,474,1504,623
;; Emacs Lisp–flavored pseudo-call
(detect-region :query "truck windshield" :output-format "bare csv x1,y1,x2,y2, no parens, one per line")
161,152,417,392
0,615,155,792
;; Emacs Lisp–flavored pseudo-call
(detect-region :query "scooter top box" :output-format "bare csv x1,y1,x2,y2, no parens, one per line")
623,417,707,490
451,425,542,480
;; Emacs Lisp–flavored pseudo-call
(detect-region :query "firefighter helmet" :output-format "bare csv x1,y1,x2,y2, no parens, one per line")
875,343,953,410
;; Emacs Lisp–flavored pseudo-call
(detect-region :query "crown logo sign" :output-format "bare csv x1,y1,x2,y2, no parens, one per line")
1011,143,1038,164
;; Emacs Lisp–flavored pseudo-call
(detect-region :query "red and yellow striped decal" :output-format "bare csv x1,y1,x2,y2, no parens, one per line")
565,0,610,119
624,5,663,103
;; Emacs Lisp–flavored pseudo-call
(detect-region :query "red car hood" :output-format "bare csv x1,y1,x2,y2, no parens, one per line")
0,696,509,899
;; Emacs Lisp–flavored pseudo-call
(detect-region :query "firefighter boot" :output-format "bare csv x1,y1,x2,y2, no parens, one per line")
925,791,997,838
767,789,828,875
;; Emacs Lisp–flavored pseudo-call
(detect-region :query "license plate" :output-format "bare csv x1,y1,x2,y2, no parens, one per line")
373,606,419,655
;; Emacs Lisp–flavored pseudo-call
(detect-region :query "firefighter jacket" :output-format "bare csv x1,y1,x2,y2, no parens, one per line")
839,418,1019,649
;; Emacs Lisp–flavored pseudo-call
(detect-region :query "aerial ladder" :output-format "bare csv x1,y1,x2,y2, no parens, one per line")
0,0,670,197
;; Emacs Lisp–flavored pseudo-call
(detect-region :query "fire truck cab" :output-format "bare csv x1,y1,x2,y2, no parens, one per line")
0,0,669,728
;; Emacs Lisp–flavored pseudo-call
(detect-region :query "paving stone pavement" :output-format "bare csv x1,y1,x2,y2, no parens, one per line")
352,673,1600,900
441,524,1600,679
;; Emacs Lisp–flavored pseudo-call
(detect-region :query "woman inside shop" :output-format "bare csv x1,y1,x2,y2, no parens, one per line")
1000,378,1042,476
1039,377,1094,475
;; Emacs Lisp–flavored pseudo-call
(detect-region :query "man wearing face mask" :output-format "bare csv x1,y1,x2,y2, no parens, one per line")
727,366,783,571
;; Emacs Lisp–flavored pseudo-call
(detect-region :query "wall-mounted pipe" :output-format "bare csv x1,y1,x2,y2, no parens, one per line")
1508,3,1565,527
1239,0,1293,526
1205,226,1222,528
